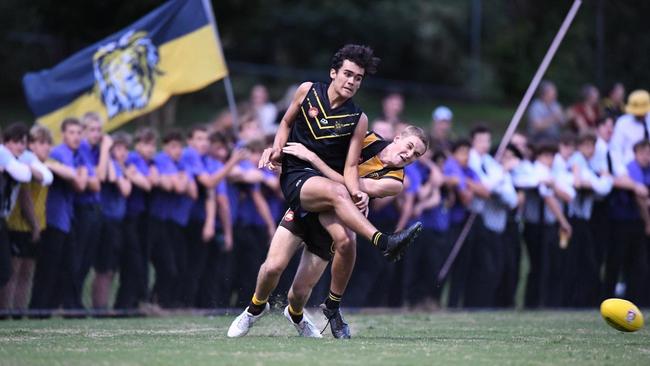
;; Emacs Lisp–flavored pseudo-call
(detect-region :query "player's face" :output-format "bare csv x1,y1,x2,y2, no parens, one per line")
84,121,103,146
63,124,82,150
389,135,426,167
29,140,51,162
189,130,209,155
164,140,183,161
330,60,365,99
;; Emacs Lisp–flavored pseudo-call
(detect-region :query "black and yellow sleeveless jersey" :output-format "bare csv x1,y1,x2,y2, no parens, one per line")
283,82,362,174
358,132,404,182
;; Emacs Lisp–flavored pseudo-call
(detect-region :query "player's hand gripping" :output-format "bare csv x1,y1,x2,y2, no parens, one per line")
352,191,369,212
259,147,282,171
281,143,316,164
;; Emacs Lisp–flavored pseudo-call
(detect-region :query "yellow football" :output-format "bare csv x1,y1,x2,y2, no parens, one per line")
600,298,644,332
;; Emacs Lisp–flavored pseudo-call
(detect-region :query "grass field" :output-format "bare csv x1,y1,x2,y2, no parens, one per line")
1,310,648,366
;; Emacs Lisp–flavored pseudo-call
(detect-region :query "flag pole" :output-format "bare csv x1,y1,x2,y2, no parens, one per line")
437,0,583,284
201,0,239,132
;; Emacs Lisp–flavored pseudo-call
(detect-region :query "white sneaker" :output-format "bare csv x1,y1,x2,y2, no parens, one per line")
227,303,270,337
283,306,323,338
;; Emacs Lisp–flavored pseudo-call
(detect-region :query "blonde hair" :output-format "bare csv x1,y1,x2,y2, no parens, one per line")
399,125,429,151
29,125,54,144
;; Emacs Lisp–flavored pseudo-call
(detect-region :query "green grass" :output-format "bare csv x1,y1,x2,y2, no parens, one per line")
1,311,648,366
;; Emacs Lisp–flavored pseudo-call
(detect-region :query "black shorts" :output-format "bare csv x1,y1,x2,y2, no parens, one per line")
279,209,333,261
95,217,123,273
9,231,39,258
279,168,323,217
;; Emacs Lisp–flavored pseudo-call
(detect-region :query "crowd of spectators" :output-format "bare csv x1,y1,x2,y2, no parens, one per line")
1,81,649,317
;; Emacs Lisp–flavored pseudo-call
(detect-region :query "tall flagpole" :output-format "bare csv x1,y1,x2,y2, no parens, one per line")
437,0,583,284
201,0,239,132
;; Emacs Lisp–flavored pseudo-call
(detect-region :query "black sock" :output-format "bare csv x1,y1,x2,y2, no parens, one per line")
372,231,388,250
247,294,267,316
288,305,303,324
325,291,342,310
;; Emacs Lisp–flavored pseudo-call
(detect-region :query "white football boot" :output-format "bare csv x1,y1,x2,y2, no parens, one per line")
227,303,270,337
283,305,323,338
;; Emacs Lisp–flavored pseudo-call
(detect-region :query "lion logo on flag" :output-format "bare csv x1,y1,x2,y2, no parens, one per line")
93,30,162,118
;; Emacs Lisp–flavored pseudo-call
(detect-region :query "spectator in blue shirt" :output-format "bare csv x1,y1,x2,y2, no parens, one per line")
115,127,158,309
92,132,132,310
149,130,193,308
30,118,89,313
72,112,106,311
603,139,650,305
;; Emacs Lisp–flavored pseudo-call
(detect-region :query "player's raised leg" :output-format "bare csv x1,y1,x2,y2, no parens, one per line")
285,250,328,338
317,211,354,339
299,176,421,259
227,225,302,338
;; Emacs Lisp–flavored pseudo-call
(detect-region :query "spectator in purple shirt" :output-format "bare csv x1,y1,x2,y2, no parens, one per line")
30,118,89,313
604,140,650,305
115,127,158,309
92,132,132,310
443,138,486,308
149,130,193,308
72,112,105,310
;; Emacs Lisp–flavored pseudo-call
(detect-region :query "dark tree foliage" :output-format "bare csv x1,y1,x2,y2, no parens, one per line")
1,0,648,102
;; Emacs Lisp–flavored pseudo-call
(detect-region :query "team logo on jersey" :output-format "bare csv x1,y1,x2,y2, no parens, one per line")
320,118,329,125
308,107,319,118
284,210,295,222
92,30,163,118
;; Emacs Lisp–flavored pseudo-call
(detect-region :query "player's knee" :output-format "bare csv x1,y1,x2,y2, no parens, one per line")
330,183,351,204
333,235,354,254
261,260,285,279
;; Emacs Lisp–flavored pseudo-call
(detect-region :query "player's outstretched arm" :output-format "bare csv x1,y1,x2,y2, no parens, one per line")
260,82,313,169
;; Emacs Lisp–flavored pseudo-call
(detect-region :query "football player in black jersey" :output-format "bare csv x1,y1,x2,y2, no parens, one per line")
228,126,427,338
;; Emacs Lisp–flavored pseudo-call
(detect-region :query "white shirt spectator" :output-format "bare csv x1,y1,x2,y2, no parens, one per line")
609,113,650,175
19,150,53,186
568,152,613,220
0,145,31,183
257,103,278,135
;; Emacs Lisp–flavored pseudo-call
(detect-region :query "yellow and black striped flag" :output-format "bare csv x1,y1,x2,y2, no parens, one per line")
23,0,227,139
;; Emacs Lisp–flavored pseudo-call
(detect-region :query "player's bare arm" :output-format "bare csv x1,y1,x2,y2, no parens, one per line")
344,114,369,210
259,82,313,170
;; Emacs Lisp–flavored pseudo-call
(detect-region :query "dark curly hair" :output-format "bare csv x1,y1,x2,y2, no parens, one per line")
330,44,380,75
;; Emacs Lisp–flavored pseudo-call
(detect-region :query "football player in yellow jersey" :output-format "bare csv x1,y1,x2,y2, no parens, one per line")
229,126,427,338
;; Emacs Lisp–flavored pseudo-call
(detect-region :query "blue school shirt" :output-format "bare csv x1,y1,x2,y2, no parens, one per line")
125,151,150,216
46,144,83,233
189,154,228,222
75,139,99,205
443,157,478,224
234,160,263,226
610,160,650,221
416,162,450,232
404,163,423,226
149,152,178,221
169,158,194,226
100,160,127,220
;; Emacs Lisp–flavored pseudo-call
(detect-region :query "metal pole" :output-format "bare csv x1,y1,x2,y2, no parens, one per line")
437,0,583,284
201,0,239,132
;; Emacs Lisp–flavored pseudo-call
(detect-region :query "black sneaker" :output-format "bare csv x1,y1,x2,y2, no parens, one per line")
320,304,351,339
382,222,422,262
